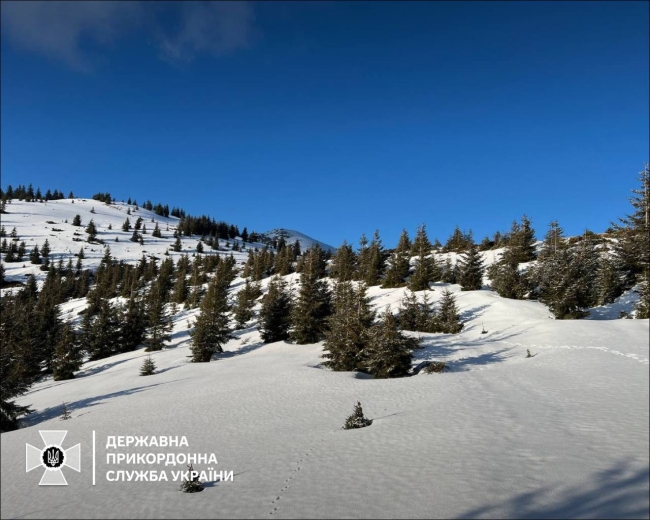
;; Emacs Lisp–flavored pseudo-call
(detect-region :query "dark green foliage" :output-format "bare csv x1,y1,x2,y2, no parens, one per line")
52,323,83,381
152,223,162,238
508,215,537,263
140,354,156,376
290,247,332,344
612,164,649,318
408,224,439,291
180,464,204,493
596,254,624,305
382,229,411,288
189,273,232,362
457,242,485,291
144,282,172,351
438,289,463,333
487,247,530,299
330,241,357,281
258,276,292,343
423,361,447,374
443,226,474,253
322,281,375,372
232,279,262,329
532,226,599,319
72,214,82,226
398,290,437,332
86,219,97,240
363,307,419,378
41,239,51,257
343,401,372,430
122,218,131,232
172,237,182,252
83,298,121,360
29,245,41,265
119,295,147,352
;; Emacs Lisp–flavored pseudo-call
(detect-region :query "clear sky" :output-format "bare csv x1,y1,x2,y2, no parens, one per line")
1,1,648,248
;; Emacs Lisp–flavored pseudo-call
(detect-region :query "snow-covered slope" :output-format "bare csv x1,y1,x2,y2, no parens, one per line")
260,228,336,252
1,200,648,519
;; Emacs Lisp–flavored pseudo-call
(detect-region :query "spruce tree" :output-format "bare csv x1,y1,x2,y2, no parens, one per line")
363,307,419,378
72,214,82,226
487,247,529,299
290,247,332,344
189,275,232,362
382,229,411,288
140,354,156,376
343,401,371,430
322,281,375,372
52,323,83,381
408,224,439,291
144,282,172,351
330,241,357,281
41,239,51,258
438,289,463,333
457,242,485,291
232,279,261,329
29,245,41,265
86,219,97,241
119,294,147,352
258,276,293,343
122,217,131,232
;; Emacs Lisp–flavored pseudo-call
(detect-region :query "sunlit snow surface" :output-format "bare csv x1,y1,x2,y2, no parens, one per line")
1,199,648,519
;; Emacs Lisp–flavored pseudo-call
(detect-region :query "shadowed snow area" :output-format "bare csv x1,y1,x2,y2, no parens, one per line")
1,199,648,518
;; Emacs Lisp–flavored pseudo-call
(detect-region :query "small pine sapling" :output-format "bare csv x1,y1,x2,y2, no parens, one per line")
180,464,204,493
140,354,156,376
60,402,72,420
343,401,372,430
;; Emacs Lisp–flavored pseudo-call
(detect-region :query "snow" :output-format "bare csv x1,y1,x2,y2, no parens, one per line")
262,228,336,253
1,200,648,518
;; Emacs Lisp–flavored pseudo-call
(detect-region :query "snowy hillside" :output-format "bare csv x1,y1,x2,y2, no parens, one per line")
1,198,648,519
260,228,336,253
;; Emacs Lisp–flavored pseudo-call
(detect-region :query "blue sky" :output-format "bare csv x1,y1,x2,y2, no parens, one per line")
1,1,648,248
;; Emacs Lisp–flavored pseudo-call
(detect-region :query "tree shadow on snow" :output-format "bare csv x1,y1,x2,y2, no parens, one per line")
19,381,181,428
76,358,131,378
459,304,491,323
456,458,649,519
412,326,535,372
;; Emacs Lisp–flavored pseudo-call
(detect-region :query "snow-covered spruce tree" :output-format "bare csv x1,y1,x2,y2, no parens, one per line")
363,307,420,378
189,274,231,362
438,289,463,333
398,290,437,333
532,224,599,319
382,229,411,288
233,279,262,329
180,464,204,493
258,276,292,343
322,281,375,372
144,282,172,351
408,224,439,291
508,215,537,263
595,253,624,305
343,401,372,430
52,323,83,381
360,230,385,286
612,164,649,317
487,247,529,299
290,247,332,344
457,241,485,291
140,354,156,376
330,240,357,281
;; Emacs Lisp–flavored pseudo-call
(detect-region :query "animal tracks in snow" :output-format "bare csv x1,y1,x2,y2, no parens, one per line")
268,441,323,515
502,341,649,365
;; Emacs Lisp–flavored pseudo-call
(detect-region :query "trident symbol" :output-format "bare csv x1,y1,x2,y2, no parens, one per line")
47,449,60,467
